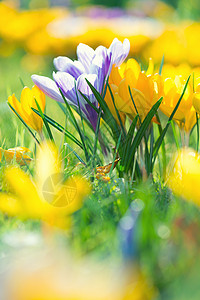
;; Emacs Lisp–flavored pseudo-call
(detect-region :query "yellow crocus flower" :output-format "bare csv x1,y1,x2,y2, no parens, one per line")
0,146,31,166
0,142,91,228
167,148,200,207
8,85,46,132
106,58,161,122
160,75,197,132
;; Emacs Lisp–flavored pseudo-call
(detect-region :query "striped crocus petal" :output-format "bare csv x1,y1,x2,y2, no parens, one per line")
53,56,85,80
53,71,77,106
31,75,64,103
76,73,99,130
77,73,98,106
77,43,95,73
109,38,130,67
91,46,112,93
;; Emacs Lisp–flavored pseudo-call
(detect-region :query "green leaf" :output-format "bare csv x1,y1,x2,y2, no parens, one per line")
196,112,199,152
64,143,86,165
109,132,122,177
33,99,54,142
120,114,139,173
92,109,102,169
8,102,40,145
159,55,165,75
85,79,121,142
59,88,90,162
125,97,163,173
108,83,126,138
32,108,83,149
78,91,100,114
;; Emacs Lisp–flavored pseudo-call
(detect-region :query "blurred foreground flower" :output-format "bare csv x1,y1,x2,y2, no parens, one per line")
32,38,130,130
167,148,200,206
2,245,155,300
0,147,31,166
0,142,90,228
8,85,46,132
106,58,161,122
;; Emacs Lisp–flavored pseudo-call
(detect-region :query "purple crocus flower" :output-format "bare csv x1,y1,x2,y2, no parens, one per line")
31,38,130,130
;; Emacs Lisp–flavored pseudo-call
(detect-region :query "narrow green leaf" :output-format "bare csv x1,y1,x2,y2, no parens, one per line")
19,77,25,88
159,55,165,75
85,79,121,142
32,108,83,149
171,120,180,149
92,109,102,169
64,143,86,165
79,91,100,114
120,114,139,172
125,97,162,173
108,83,126,138
109,132,122,177
58,88,90,161
196,112,199,152
34,99,54,142
8,102,40,145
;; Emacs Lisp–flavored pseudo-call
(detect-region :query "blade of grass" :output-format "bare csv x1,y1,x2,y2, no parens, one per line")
108,83,126,138
32,108,83,149
59,88,90,161
34,99,54,142
79,91,100,114
128,86,151,174
125,97,162,173
159,55,165,75
85,79,121,142
196,112,199,152
171,120,180,149
109,132,122,177
120,115,139,174
8,103,40,145
64,143,86,165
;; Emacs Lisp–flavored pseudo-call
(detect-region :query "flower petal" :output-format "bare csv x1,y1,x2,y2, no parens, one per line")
77,43,95,73
31,75,64,103
109,38,130,67
53,71,77,106
77,73,98,104
54,56,85,79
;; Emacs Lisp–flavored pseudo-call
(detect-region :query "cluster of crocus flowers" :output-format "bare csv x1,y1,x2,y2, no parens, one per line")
0,147,31,166
0,142,91,228
31,38,130,130
8,85,46,133
167,148,200,207
106,57,161,122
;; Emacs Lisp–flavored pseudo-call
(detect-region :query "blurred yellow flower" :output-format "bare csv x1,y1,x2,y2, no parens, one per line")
107,58,161,122
8,85,46,132
0,142,91,228
0,147,31,166
6,246,155,300
167,148,200,207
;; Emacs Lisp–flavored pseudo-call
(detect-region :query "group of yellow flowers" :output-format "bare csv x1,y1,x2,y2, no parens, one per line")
106,58,200,133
